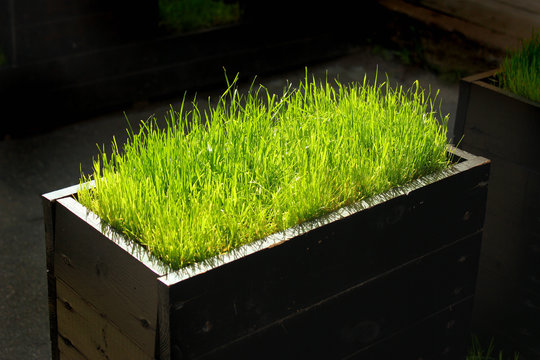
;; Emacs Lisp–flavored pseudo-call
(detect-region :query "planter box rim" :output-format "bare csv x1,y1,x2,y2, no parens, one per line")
43,146,489,285
463,69,540,108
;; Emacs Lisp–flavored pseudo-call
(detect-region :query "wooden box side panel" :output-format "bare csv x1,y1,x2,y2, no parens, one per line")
456,74,540,169
192,233,481,360
454,71,540,358
54,197,162,358
160,160,489,359
472,156,540,358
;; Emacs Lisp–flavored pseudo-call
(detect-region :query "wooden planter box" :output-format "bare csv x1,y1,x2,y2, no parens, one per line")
454,70,540,358
42,147,490,360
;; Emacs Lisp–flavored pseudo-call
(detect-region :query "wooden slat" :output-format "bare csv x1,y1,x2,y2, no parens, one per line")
58,335,87,360
56,277,152,360
42,188,82,360
54,197,166,357
411,0,540,41
378,0,527,51
346,297,475,359
495,0,540,13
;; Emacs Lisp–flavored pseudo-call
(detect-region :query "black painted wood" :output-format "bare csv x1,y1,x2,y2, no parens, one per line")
53,196,167,358
42,184,84,360
454,71,540,359
42,147,490,359
185,233,482,360
346,297,475,360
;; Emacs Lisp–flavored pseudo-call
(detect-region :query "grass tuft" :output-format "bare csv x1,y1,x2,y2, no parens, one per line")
78,70,450,270
467,336,519,360
497,30,540,103
159,0,241,33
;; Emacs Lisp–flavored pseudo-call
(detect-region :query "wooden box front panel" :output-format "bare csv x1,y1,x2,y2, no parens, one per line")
158,149,490,359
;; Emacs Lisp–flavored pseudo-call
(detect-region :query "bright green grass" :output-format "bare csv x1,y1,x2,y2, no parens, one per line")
159,0,241,33
497,31,540,103
78,71,449,270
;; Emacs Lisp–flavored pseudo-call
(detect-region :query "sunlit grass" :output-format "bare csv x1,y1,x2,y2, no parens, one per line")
497,31,539,103
78,71,449,270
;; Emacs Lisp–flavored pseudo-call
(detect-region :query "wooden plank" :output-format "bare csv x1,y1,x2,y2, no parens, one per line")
42,187,82,360
346,297,474,359
495,0,540,13
56,277,152,360
58,334,88,360
157,152,489,359
378,0,521,51
54,196,166,357
12,0,110,25
192,234,481,359
410,0,540,41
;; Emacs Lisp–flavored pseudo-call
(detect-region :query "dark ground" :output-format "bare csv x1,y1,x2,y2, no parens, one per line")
0,12,504,359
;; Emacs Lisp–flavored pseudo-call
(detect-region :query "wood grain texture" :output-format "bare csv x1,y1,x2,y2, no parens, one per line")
345,297,475,360
42,186,83,360
412,0,540,40
56,278,152,360
378,0,537,51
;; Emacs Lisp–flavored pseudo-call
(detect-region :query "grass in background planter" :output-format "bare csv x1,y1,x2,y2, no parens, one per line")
159,0,241,33
497,31,539,103
77,72,450,270
467,336,520,360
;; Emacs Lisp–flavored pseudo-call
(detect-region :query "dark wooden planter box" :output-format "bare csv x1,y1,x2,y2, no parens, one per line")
454,70,540,358
0,0,365,139
0,22,352,139
42,147,490,360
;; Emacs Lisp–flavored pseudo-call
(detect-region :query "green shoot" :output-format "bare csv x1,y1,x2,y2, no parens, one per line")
497,30,540,103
